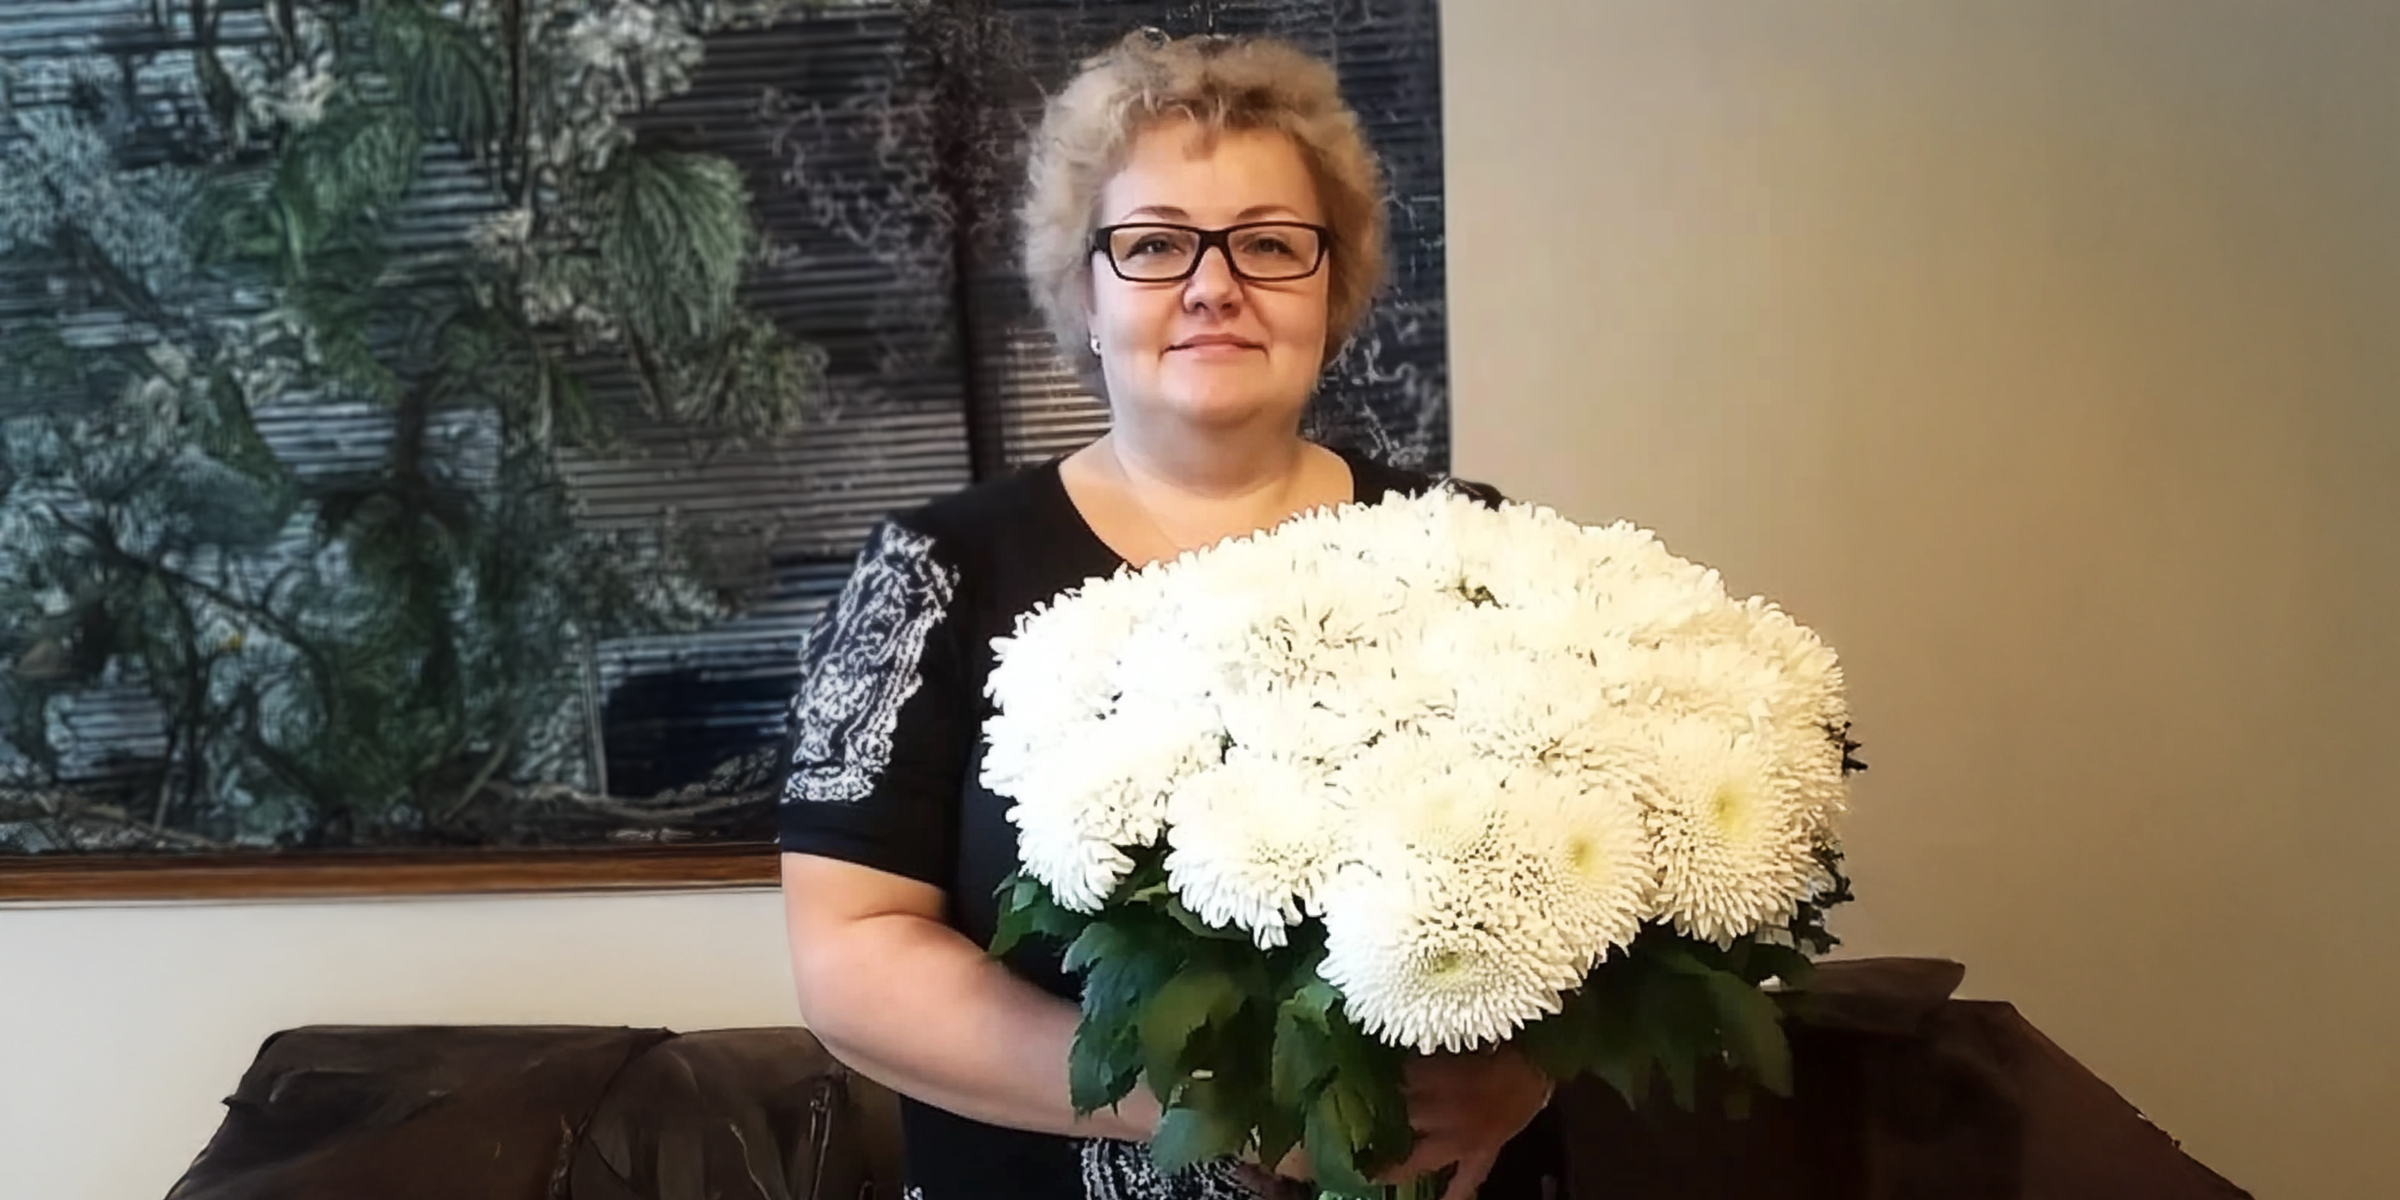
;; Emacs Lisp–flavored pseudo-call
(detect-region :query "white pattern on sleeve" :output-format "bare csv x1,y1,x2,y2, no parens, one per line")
1078,1139,1262,1199
781,522,960,804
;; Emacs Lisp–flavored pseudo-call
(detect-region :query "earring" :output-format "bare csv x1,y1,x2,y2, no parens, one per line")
1088,333,1102,357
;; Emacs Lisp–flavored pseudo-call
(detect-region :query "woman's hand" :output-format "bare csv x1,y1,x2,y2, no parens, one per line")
1385,1048,1553,1199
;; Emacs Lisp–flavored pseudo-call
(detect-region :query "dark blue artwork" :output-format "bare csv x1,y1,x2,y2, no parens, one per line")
0,0,1447,855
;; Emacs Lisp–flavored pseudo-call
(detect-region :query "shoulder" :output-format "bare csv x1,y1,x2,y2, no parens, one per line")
1339,446,1508,508
891,458,1064,544
869,458,1068,578
909,459,1054,530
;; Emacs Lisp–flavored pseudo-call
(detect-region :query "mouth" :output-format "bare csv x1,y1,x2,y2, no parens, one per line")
1168,336,1263,353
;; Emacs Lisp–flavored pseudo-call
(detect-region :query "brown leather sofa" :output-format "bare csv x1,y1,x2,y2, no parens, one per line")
161,960,2250,1200
162,1025,904,1200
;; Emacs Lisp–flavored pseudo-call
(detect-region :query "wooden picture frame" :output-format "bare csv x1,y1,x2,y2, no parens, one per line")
0,843,780,903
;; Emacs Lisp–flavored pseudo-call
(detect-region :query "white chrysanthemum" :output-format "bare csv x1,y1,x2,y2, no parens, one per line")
1503,767,1655,967
1639,716,1825,944
1438,622,1613,761
982,689,1212,816
1009,796,1137,913
1216,682,1380,765
985,574,1152,730
990,694,1219,912
1325,728,1452,803
1473,503,1602,609
1162,755,1346,947
980,486,1855,1039
1737,598,1848,731
1779,714,1851,843
1318,768,1593,1053
1567,522,1731,638
1613,641,1789,728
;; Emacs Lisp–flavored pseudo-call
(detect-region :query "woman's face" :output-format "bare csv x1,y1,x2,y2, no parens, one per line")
1086,120,1332,432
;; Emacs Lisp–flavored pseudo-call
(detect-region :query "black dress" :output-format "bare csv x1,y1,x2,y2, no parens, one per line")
775,446,1561,1200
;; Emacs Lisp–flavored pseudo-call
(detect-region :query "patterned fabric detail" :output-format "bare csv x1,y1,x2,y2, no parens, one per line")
1434,473,1506,507
1078,1139,1266,1200
781,522,959,804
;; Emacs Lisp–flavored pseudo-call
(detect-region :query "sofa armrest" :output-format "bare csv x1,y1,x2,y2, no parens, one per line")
568,1028,904,1200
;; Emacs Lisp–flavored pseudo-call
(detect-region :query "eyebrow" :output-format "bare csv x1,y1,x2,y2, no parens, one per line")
1116,204,1310,223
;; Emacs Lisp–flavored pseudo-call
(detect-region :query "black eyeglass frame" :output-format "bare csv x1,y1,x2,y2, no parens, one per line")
1088,221,1335,283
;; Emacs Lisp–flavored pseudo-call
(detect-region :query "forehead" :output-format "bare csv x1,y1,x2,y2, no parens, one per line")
1099,119,1323,225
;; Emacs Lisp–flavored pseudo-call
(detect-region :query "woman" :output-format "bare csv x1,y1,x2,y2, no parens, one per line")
779,31,1555,1200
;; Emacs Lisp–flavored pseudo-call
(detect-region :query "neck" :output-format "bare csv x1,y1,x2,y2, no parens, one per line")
1104,409,1311,500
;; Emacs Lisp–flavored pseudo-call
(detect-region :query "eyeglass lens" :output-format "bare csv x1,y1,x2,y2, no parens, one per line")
1102,224,1325,282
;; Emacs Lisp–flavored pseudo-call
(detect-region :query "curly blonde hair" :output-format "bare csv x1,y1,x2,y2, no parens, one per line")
1019,31,1388,383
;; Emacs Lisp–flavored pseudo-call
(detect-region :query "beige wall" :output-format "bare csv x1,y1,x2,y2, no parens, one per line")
6,4,2397,1200
0,891,796,1200
1444,3,2400,1198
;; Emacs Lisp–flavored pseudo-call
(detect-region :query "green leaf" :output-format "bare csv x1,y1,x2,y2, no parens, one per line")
1322,1010,1414,1173
1112,847,1172,899
1068,1019,1143,1114
1585,987,1652,1106
1253,1097,1303,1182
1034,897,1095,942
1150,1102,1251,1174
1139,968,1244,1102
988,877,1042,958
1306,1082,1380,1196
1637,972,1710,1111
1515,985,1601,1079
1642,941,1717,977
1289,977,1341,1021
988,874,1091,958
1163,894,1252,941
1092,951,1180,1017
1271,1004,1338,1110
1600,1047,1655,1110
1744,941,1818,990
1704,972,1794,1097
1064,920,1132,975
1077,934,1184,1109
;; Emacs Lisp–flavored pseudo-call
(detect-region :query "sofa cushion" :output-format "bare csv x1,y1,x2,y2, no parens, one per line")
165,1025,672,1200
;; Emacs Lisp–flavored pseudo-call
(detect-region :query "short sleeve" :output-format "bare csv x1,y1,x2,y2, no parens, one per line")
776,519,968,888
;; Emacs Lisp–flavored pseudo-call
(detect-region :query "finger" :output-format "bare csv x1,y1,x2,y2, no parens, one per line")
1271,1141,1313,1181
1439,1149,1498,1200
1408,1102,1468,1139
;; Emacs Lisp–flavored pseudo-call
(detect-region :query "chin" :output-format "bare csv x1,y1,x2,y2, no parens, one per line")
1147,366,1310,428
1155,385,1308,430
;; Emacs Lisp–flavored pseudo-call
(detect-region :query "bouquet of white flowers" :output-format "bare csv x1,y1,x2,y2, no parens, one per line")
983,485,1859,1194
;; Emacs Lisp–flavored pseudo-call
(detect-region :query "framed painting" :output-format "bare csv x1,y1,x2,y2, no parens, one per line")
0,0,1452,901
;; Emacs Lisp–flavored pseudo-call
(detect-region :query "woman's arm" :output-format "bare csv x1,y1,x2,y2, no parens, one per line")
781,851,1164,1141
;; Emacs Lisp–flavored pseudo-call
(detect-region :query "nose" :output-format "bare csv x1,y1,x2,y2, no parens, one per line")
1181,243,1243,315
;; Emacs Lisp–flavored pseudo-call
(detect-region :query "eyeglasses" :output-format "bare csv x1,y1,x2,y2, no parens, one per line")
1090,222,1332,283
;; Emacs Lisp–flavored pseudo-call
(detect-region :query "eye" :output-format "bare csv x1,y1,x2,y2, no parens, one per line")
1115,227,1196,261
1233,227,1316,263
